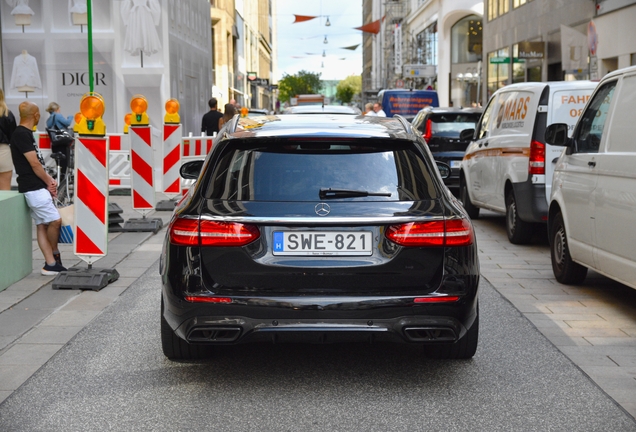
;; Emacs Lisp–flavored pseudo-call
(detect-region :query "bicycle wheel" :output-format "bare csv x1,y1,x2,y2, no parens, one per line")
57,170,74,206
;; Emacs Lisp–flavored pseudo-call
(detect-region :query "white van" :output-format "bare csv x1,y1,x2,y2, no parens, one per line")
459,81,598,244
546,66,636,289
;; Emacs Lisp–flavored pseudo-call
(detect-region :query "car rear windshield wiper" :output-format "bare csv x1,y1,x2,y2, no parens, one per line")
319,188,392,199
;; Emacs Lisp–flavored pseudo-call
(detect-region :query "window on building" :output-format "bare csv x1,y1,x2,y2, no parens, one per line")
416,22,438,66
487,47,510,99
488,0,510,20
513,0,533,8
451,15,482,64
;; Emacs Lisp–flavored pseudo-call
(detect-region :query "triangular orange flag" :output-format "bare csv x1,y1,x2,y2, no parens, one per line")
293,15,318,23
354,19,381,34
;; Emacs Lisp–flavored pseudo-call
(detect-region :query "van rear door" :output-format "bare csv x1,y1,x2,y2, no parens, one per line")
546,86,596,203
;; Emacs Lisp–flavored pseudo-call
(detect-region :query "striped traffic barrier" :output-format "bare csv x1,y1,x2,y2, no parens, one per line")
163,124,182,196
182,135,214,158
108,133,131,189
74,136,109,260
129,125,155,213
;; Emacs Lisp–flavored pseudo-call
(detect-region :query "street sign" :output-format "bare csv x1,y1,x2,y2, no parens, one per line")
396,79,404,88
255,78,269,87
402,64,436,78
489,57,525,64
247,72,257,81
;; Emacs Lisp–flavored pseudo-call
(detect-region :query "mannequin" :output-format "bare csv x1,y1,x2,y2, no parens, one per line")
6,0,34,26
10,50,42,93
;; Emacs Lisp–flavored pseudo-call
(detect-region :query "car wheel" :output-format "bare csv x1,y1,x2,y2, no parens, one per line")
161,298,212,360
423,307,479,360
550,212,588,285
505,189,534,244
460,178,480,219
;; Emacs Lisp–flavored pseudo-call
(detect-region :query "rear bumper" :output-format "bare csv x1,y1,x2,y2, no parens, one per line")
162,293,479,345
512,179,548,223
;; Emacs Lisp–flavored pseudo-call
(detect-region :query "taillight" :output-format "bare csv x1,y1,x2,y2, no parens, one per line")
423,119,433,142
199,220,260,246
386,218,473,247
529,140,545,175
169,217,260,246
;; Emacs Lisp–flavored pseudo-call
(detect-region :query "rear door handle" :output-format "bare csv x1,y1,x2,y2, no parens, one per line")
588,161,596,167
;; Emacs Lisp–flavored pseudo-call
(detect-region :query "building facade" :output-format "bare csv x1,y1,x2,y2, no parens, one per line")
362,0,484,107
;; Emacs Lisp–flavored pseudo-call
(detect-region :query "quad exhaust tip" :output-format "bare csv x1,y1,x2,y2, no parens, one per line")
403,327,456,342
187,327,242,343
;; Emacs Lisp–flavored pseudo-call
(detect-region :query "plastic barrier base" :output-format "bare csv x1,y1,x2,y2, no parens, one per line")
108,203,125,232
52,267,120,291
121,217,163,233
156,199,178,211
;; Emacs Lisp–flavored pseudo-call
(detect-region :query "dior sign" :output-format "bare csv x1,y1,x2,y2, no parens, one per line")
61,72,107,86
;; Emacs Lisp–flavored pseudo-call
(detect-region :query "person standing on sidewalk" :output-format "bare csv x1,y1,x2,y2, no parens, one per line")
10,101,66,275
201,98,223,136
0,88,17,190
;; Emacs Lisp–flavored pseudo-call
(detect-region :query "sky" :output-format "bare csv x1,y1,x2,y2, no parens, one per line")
275,0,363,81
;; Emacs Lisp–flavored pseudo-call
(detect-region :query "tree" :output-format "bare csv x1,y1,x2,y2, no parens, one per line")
278,70,323,103
335,75,362,104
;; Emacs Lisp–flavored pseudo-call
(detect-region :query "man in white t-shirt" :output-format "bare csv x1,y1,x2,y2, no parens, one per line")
373,103,386,117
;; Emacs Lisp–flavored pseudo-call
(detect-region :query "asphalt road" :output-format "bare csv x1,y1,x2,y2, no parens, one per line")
0,262,635,432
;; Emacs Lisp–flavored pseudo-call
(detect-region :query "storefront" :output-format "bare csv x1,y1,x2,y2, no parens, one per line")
1,0,212,136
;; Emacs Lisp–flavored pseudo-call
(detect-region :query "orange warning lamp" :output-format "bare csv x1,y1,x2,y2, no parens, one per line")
130,95,149,126
73,112,84,133
77,92,106,136
164,98,180,124
123,113,132,134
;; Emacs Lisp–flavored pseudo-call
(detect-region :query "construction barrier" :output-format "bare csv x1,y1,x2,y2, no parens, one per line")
129,125,155,213
74,136,109,263
108,134,130,189
182,135,214,158
162,124,182,196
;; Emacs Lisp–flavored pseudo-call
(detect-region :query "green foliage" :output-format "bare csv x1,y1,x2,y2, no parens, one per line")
335,75,362,104
278,70,323,103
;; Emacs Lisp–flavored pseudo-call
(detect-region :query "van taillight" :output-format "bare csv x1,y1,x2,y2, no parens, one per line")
423,119,433,142
385,219,473,247
169,217,260,246
529,140,545,175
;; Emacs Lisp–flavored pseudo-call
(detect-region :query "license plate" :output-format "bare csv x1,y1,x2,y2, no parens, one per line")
450,160,461,168
272,231,373,256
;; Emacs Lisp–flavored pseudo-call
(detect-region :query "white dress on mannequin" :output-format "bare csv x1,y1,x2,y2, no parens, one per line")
10,51,41,91
120,0,162,56
68,0,86,13
5,0,34,16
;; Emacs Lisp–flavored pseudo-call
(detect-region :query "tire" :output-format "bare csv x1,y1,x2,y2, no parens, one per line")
460,178,480,219
423,308,479,360
161,299,212,360
550,212,588,285
505,189,534,244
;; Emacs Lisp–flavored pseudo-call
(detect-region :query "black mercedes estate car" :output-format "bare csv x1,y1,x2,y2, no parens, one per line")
160,114,480,360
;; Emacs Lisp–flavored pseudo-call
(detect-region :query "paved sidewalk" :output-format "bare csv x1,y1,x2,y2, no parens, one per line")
473,210,636,419
0,193,172,404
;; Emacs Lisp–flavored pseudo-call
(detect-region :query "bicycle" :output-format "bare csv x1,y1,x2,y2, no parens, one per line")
49,142,75,207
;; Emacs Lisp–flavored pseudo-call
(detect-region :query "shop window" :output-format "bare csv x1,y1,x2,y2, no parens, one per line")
487,48,510,99
451,15,482,64
416,22,438,66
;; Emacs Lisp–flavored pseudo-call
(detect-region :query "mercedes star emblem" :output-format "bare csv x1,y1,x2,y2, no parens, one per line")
315,203,331,216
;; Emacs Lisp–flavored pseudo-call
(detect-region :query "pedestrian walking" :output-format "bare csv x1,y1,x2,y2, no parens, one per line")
10,101,66,275
0,88,17,190
363,103,376,116
373,102,386,117
218,103,237,130
201,97,223,136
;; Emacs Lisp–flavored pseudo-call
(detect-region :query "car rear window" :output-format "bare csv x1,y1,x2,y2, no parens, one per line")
427,113,481,138
206,140,439,201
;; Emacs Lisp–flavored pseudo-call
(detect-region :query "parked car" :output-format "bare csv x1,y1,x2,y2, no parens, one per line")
282,105,361,114
246,108,269,117
459,80,598,244
546,66,636,289
160,114,480,360
411,107,483,192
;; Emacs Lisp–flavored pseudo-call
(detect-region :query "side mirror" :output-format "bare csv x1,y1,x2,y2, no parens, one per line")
545,123,569,146
436,161,451,179
180,160,204,179
459,128,475,142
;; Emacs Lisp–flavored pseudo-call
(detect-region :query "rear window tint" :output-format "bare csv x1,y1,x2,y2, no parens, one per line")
426,113,481,137
206,140,439,201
